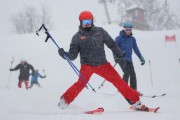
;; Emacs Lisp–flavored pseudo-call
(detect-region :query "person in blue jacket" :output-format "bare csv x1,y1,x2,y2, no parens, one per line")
29,69,46,88
114,22,145,95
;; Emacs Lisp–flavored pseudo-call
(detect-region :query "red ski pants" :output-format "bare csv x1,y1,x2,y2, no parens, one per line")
18,80,29,89
62,62,139,104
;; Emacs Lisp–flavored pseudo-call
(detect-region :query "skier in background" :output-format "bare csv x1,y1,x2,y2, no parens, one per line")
10,59,34,89
114,21,145,96
57,10,148,111
29,69,46,88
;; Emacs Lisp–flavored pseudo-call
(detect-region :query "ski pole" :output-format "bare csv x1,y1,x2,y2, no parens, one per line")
149,60,153,87
7,57,14,89
36,24,95,92
98,63,117,89
42,69,47,80
39,24,91,90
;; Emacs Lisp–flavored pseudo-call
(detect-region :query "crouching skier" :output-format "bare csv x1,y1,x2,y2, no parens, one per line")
57,11,148,111
29,69,46,88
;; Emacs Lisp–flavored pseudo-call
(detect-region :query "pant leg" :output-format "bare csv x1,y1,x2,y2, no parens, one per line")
24,81,29,89
37,82,41,87
29,83,33,88
62,64,94,104
95,62,139,104
119,61,130,84
18,80,22,88
129,62,137,90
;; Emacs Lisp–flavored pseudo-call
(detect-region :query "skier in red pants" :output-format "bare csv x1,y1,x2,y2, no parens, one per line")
10,59,34,89
58,11,148,110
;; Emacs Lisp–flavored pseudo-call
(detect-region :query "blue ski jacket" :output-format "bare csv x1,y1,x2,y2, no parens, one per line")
115,30,142,62
31,71,44,83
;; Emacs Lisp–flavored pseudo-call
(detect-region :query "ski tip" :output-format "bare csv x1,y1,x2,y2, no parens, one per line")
129,106,133,109
84,107,104,114
154,107,160,113
152,95,156,98
130,106,160,113
98,107,104,112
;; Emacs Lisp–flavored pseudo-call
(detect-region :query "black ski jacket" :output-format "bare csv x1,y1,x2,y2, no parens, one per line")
11,63,34,81
66,25,124,66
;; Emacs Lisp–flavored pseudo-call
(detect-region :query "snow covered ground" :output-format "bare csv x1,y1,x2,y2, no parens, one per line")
0,23,180,120
0,0,180,120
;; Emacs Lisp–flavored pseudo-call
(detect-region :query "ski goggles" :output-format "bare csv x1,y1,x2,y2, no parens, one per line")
82,19,93,25
124,28,132,32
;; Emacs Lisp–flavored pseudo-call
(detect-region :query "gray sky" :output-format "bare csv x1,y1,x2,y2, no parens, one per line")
0,0,179,34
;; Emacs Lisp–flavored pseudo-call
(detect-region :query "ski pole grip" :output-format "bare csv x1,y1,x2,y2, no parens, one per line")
45,33,50,42
42,24,48,31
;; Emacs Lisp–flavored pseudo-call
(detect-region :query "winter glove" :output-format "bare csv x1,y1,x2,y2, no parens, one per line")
114,51,125,63
43,76,46,78
140,56,145,65
31,72,35,76
9,68,13,71
114,57,123,63
58,48,67,59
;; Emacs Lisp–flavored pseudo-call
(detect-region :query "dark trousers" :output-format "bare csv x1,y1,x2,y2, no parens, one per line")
118,61,137,90
29,81,40,88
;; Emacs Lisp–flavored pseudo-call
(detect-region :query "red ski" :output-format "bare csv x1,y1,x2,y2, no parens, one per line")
148,107,160,112
84,107,104,114
130,106,160,113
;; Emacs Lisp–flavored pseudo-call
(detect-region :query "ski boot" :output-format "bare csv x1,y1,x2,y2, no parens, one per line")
137,91,143,96
58,96,68,109
131,100,148,111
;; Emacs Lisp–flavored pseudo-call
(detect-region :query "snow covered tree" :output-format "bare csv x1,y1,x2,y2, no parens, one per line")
116,0,180,30
154,0,180,30
10,5,53,34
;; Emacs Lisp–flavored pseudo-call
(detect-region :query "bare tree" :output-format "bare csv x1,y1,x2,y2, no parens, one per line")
10,6,38,34
25,6,39,33
10,5,53,34
99,0,116,24
11,13,26,34
41,5,53,30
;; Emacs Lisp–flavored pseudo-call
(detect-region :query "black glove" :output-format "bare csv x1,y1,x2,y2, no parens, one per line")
43,76,46,78
31,72,35,76
9,68,13,71
58,48,66,59
140,56,145,65
114,50,125,63
114,57,123,63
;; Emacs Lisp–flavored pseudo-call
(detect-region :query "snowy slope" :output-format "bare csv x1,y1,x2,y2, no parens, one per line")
0,0,180,120
0,23,180,120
